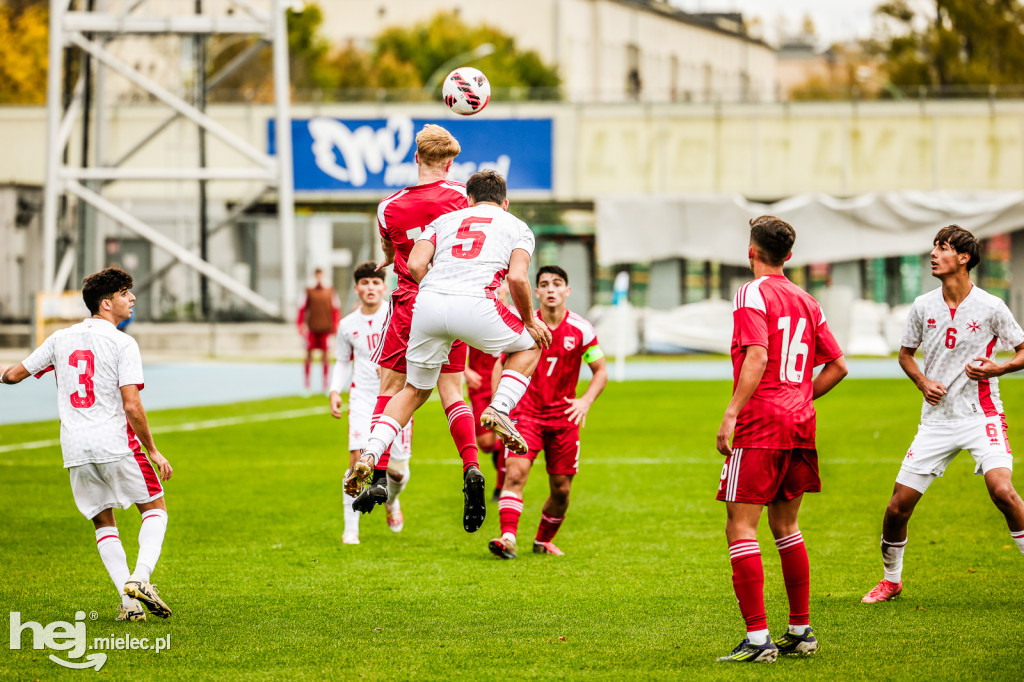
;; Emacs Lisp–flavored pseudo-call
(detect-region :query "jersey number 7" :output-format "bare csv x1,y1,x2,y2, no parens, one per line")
452,216,492,260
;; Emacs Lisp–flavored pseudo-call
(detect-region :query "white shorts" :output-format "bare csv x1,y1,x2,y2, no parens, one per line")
405,290,535,390
69,454,164,520
896,415,1014,493
348,389,412,460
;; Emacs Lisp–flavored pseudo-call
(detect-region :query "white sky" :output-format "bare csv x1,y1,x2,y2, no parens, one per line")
672,0,884,46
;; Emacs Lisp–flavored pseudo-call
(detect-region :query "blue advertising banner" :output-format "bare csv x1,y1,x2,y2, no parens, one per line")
271,116,553,193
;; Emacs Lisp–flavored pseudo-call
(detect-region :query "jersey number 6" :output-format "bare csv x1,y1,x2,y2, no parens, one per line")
945,328,957,349
451,216,491,260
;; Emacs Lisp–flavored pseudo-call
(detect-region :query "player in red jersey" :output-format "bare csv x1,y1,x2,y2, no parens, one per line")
464,282,511,501
488,265,608,559
351,124,477,513
297,267,341,393
715,216,847,663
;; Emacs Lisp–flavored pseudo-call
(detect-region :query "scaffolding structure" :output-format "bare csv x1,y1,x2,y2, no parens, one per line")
42,0,295,318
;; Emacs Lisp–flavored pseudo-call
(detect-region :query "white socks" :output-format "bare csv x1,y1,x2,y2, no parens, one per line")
747,628,770,645
881,536,908,583
1012,529,1024,554
134,509,168,582
491,370,530,413
95,526,132,606
366,416,402,464
788,624,809,636
386,460,410,505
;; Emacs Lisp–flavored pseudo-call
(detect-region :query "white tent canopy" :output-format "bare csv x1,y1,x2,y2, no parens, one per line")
595,191,1024,267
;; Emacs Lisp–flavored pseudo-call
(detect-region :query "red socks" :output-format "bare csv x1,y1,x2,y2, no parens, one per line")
372,395,393,471
536,513,564,543
498,492,523,536
445,402,479,472
776,532,810,626
729,539,767,631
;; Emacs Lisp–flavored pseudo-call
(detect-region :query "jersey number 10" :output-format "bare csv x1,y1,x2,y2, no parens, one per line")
778,317,809,383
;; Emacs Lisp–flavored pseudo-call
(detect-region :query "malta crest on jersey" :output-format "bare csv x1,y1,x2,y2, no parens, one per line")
564,336,577,351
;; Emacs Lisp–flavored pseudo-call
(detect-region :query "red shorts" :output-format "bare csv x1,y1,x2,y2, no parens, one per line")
306,331,330,351
506,416,581,476
468,387,492,438
372,289,465,374
716,447,820,505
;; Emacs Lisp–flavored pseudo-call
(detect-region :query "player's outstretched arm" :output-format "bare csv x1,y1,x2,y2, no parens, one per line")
898,345,946,405
717,344,768,456
121,384,173,481
508,250,551,349
812,354,848,399
0,363,30,385
965,341,1024,381
564,356,608,427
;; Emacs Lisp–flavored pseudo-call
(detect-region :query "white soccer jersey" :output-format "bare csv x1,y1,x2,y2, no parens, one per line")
900,285,1024,422
22,318,145,468
330,306,388,396
417,204,536,298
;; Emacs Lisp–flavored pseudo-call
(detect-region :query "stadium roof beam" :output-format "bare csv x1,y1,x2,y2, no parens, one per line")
42,0,296,321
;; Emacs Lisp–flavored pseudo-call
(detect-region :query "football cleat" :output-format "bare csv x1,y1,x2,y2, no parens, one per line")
115,599,146,622
342,532,360,545
775,627,818,655
480,407,528,455
489,536,517,559
352,476,388,514
463,465,487,533
123,579,171,619
385,500,404,533
716,638,778,663
343,452,375,497
861,579,902,603
533,540,564,556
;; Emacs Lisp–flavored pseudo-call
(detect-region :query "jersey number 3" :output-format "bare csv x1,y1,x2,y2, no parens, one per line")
69,349,96,408
451,217,491,260
778,316,809,383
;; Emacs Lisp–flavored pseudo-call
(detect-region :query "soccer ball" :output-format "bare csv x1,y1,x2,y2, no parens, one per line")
442,67,491,116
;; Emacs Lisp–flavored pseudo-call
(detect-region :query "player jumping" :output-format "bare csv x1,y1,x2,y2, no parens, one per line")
355,124,476,513
329,262,413,544
862,225,1024,603
1,267,174,622
346,169,552,533
488,265,607,559
716,216,848,662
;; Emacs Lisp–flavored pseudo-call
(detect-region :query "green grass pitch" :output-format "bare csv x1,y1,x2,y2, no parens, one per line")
2,378,1024,680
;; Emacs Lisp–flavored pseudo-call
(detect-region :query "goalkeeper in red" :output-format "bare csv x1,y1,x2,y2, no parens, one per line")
488,265,607,559
715,216,847,663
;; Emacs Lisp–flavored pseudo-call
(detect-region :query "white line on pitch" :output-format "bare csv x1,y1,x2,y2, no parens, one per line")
0,405,334,455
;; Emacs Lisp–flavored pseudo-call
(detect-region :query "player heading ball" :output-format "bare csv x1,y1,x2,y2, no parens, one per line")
346,169,552,534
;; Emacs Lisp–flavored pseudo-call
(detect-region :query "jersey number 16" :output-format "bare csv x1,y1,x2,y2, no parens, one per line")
778,316,808,383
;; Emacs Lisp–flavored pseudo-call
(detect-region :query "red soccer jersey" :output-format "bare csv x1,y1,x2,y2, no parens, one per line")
731,274,843,449
377,180,468,293
512,310,600,425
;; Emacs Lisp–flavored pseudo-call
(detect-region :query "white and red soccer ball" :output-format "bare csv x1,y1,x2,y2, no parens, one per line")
442,67,491,116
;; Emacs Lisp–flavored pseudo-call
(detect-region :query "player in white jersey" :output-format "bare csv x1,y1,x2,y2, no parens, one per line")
329,263,413,543
345,170,552,534
0,268,173,622
863,226,1024,603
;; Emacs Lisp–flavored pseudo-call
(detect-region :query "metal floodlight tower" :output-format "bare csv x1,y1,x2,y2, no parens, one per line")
42,0,296,319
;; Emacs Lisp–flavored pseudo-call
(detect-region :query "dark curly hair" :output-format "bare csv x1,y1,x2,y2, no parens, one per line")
82,267,134,315
749,215,796,266
352,261,385,284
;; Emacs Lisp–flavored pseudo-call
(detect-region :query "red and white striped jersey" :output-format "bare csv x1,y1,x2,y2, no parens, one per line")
512,310,599,425
731,275,843,449
900,285,1024,422
377,180,468,294
330,306,388,395
417,204,536,299
22,318,145,468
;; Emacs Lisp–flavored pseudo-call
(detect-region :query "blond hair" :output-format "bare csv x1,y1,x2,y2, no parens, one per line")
416,124,461,169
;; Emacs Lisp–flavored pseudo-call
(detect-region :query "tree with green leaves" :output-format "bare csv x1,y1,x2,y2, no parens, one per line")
869,0,1024,94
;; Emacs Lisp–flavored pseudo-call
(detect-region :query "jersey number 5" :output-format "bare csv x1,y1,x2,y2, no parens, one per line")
778,316,809,383
451,217,491,260
69,349,96,408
